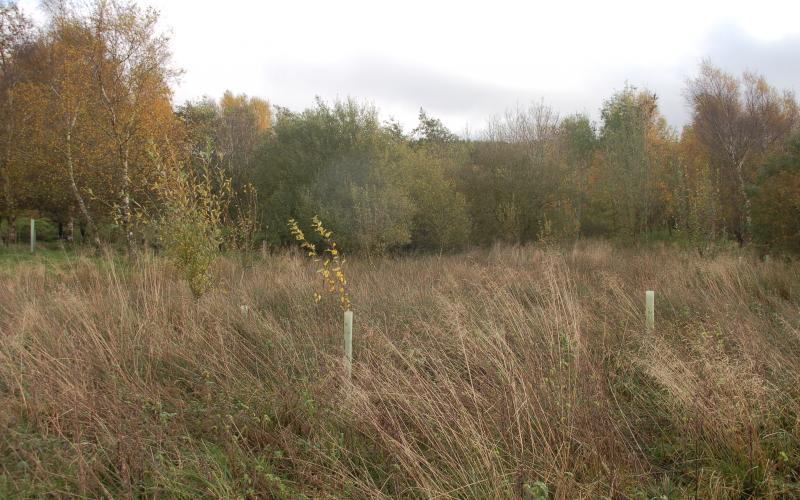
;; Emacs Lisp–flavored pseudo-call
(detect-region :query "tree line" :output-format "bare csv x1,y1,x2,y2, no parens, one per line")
2,1,799,255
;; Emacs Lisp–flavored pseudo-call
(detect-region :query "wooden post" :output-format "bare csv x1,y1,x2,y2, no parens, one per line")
645,290,654,333
30,218,36,253
344,310,353,380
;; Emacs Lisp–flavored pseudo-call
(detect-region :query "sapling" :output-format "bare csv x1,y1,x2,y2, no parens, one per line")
289,216,353,379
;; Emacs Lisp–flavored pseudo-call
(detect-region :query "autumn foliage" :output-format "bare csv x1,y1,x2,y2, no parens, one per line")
0,2,799,256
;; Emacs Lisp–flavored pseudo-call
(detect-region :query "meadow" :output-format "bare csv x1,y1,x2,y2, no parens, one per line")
0,242,799,498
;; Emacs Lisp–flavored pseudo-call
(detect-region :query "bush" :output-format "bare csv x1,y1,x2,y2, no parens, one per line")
152,155,232,297
752,135,800,253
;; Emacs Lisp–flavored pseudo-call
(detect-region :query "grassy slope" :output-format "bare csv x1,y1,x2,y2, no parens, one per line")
0,242,798,498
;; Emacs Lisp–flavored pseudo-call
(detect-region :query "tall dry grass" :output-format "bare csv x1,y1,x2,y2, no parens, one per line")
0,242,799,498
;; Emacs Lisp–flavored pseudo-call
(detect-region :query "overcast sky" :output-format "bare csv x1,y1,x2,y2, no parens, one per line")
18,0,800,134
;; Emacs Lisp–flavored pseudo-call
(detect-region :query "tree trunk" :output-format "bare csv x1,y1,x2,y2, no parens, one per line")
67,216,74,242
2,181,15,245
6,214,17,245
735,159,752,245
121,145,134,254
65,116,101,249
2,96,16,246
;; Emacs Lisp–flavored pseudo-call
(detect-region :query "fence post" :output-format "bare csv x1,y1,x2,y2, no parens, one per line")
344,310,353,380
30,218,36,253
645,290,654,333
